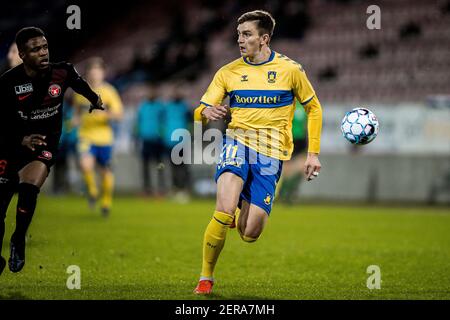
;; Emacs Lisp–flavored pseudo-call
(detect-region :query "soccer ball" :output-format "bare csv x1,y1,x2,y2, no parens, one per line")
341,108,379,145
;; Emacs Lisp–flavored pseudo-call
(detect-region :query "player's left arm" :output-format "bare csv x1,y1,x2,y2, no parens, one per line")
66,62,103,112
302,97,322,181
292,66,323,181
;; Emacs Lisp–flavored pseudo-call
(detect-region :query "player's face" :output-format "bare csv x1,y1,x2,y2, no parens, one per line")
237,21,268,58
87,65,105,85
7,43,22,68
20,36,49,71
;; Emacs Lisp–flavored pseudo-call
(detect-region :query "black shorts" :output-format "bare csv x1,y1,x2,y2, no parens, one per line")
292,138,308,156
0,156,19,187
16,135,60,173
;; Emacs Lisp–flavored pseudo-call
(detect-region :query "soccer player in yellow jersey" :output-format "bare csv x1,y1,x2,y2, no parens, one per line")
193,10,323,294
72,57,123,217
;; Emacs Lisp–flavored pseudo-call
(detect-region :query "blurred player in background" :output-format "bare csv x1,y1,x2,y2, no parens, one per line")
162,84,191,202
7,43,23,68
0,27,103,275
135,84,165,196
72,57,123,217
277,101,308,203
193,10,322,294
52,101,78,195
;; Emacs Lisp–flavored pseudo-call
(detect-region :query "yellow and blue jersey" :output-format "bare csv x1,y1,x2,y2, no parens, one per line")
195,50,322,160
73,82,123,146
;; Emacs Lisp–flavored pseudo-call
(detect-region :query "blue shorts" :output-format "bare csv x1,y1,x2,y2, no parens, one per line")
78,140,113,167
215,137,283,215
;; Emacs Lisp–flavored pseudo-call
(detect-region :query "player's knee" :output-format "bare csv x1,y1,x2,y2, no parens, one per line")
19,161,48,187
241,229,261,243
241,233,259,243
215,201,237,216
80,155,95,171
240,218,264,242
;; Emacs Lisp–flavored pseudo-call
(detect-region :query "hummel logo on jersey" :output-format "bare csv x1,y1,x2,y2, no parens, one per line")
15,83,33,95
241,75,248,82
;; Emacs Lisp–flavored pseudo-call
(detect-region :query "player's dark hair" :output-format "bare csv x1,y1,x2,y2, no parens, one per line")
238,10,276,38
15,27,45,52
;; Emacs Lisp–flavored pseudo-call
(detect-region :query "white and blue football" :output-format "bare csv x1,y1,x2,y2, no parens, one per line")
341,108,379,145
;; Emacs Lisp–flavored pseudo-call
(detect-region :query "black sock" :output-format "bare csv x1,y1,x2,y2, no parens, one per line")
11,183,40,244
0,179,17,255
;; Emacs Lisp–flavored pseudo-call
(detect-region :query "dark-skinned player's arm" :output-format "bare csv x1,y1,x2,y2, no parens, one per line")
65,62,104,113
0,76,25,153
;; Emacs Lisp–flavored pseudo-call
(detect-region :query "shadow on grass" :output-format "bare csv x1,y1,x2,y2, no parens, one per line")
195,293,272,300
0,291,30,300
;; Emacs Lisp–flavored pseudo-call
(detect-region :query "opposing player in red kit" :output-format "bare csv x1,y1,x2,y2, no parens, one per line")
0,27,104,275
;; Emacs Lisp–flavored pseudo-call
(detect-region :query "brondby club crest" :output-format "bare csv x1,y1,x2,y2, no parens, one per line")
267,71,277,83
264,193,272,205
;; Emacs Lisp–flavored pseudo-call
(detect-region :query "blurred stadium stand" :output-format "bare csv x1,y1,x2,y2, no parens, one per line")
64,0,450,105
2,0,448,105
1,0,449,203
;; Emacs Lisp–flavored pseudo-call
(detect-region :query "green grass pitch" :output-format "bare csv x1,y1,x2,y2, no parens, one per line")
0,195,449,300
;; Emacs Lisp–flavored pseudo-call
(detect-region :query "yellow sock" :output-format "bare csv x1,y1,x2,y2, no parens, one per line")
201,210,234,279
83,170,98,198
101,171,114,209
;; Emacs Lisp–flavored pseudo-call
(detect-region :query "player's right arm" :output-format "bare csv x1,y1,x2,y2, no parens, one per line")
198,104,228,122
194,68,229,124
0,74,23,154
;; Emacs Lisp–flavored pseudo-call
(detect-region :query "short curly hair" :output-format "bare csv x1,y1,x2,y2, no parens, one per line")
15,27,45,52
